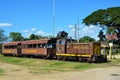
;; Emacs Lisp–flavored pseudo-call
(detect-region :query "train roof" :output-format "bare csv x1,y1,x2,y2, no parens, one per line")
2,38,58,45
22,38,58,44
22,38,51,44
2,42,21,45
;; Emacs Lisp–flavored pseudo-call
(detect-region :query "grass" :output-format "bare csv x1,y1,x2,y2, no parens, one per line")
0,69,4,76
0,54,120,74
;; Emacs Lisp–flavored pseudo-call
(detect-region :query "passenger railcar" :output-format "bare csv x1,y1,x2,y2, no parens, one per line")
2,38,57,58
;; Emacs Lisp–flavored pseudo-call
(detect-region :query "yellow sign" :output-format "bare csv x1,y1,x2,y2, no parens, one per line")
26,50,36,53
4,50,12,53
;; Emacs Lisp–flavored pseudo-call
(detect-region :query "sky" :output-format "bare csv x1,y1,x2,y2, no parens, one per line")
0,0,120,40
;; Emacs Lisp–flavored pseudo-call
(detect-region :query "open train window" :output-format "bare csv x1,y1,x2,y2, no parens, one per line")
47,43,52,48
28,44,32,48
22,44,27,48
33,44,37,48
57,40,65,45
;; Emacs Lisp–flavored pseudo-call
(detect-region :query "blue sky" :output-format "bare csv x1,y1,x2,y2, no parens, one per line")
0,0,120,40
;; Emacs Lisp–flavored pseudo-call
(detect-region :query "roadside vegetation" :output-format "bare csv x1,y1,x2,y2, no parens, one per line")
0,54,120,74
0,69,4,76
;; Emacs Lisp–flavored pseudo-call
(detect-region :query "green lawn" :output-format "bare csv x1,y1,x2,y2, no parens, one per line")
0,69,4,76
0,54,120,74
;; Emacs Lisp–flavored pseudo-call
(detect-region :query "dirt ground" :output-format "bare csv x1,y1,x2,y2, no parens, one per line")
0,61,120,80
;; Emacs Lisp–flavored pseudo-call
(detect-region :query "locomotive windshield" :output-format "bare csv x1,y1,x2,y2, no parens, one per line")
47,43,56,48
57,39,65,45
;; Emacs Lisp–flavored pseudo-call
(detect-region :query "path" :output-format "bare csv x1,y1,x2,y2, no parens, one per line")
0,62,120,80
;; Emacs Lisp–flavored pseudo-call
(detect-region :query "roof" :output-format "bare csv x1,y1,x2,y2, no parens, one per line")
21,38,51,44
2,42,20,45
2,38,58,45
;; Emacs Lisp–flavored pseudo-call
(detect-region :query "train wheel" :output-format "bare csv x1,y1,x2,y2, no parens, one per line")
57,56,62,60
78,57,83,62
47,54,53,60
62,56,67,61
87,58,92,63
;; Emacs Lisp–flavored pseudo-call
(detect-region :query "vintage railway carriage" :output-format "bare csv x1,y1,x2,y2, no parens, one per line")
2,38,57,58
2,42,21,56
56,39,107,62
21,38,57,58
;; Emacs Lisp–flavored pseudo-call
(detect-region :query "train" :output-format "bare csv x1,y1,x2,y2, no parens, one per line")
2,38,107,62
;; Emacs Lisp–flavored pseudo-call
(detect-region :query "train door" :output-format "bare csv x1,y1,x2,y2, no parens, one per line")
17,43,21,55
56,39,66,53
56,39,66,60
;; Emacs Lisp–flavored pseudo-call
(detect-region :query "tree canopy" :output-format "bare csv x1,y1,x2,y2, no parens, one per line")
79,36,95,43
83,7,120,42
10,32,24,41
29,33,49,40
83,7,120,28
29,34,40,40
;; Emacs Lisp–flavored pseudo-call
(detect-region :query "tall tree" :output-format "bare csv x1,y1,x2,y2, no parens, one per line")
0,29,8,43
0,29,8,53
10,32,24,41
79,36,95,43
83,7,120,27
29,34,39,40
83,7,120,42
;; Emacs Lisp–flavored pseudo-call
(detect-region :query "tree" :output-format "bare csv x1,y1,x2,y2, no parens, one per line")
0,29,8,43
79,36,95,43
98,30,106,42
10,32,24,41
83,7,120,27
0,29,8,53
57,31,68,39
29,34,40,40
29,33,51,40
83,7,120,42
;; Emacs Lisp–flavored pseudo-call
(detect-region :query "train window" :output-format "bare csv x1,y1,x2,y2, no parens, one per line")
22,44,27,48
4,46,8,49
38,44,42,48
8,46,11,49
12,45,14,49
47,43,53,48
33,44,37,48
28,44,32,48
36,44,39,48
42,44,46,48
59,40,65,45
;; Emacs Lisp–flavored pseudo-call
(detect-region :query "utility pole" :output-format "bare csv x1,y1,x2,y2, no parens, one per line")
75,24,77,40
77,19,79,43
52,0,55,38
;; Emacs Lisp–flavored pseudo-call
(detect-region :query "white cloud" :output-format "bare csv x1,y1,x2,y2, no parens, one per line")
22,27,36,33
36,30,51,36
0,23,12,27
68,25,74,28
31,28,36,31
22,28,51,38
68,24,102,40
